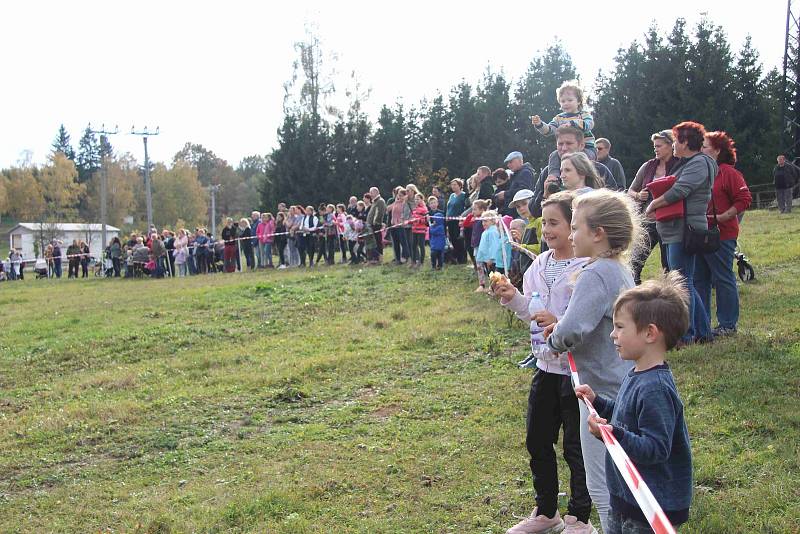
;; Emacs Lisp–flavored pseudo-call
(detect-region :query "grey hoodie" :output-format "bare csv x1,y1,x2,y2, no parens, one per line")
546,258,634,398
657,153,718,245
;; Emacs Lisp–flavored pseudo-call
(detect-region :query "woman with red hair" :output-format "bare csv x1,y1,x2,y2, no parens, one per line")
646,121,717,343
698,132,752,336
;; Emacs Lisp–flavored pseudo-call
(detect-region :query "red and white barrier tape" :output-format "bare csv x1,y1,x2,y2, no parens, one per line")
567,353,677,534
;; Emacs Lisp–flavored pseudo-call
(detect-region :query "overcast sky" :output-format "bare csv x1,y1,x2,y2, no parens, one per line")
0,0,786,169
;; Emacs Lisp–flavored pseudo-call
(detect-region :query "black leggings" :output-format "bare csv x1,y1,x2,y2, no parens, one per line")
299,235,316,266
447,220,466,263
277,241,287,266
411,233,426,263
631,222,668,285
527,370,591,522
326,235,337,264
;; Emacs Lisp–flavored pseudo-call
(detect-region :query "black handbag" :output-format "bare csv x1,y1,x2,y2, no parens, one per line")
683,157,720,255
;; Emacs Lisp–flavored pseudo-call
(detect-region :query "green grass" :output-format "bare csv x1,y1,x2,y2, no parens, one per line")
0,210,798,533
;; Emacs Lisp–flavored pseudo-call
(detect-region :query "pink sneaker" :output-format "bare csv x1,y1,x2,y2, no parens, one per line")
562,515,597,534
506,507,565,534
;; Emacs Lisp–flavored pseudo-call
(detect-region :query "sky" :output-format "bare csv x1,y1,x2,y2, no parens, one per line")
0,0,787,169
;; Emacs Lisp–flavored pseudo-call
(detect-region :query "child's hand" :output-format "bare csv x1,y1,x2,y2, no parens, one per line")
574,384,596,404
531,115,542,127
532,310,557,327
491,279,516,300
587,413,608,438
542,322,556,339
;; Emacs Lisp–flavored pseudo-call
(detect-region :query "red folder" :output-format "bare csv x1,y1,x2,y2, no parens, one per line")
646,175,684,222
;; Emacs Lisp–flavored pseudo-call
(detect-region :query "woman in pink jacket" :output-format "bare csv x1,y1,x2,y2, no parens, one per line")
257,213,276,268
410,193,429,268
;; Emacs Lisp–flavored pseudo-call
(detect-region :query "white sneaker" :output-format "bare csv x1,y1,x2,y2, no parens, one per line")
562,515,597,534
277,264,287,270
506,508,565,534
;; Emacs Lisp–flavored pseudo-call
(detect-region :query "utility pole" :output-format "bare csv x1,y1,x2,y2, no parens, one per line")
88,123,119,256
784,0,800,157
130,126,160,229
208,184,221,238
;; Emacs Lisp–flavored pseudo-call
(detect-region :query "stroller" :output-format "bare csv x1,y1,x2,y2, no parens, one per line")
34,258,49,279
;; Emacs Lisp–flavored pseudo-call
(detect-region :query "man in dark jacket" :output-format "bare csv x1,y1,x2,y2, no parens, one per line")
475,166,495,200
774,154,800,213
499,151,536,217
596,137,626,189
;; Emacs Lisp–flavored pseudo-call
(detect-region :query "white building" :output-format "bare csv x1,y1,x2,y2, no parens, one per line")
7,223,121,261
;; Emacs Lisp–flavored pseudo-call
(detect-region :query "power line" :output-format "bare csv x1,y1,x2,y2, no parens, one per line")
783,0,800,156
130,126,160,229
88,123,119,255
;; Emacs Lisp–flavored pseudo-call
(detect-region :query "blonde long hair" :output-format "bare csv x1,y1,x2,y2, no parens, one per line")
562,152,604,190
572,189,643,264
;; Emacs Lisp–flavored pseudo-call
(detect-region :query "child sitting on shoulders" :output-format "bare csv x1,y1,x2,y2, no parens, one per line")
575,271,693,533
532,80,596,186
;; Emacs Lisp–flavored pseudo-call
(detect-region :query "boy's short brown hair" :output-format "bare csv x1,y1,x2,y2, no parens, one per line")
613,271,690,350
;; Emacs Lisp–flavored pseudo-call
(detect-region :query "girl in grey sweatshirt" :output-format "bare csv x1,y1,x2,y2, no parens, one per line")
544,189,639,532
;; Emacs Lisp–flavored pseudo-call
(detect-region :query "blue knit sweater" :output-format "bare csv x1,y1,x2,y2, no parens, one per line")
594,363,693,525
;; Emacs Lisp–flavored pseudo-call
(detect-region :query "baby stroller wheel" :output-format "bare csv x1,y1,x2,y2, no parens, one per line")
735,251,755,282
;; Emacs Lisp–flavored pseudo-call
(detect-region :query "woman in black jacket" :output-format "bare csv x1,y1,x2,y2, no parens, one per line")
239,218,255,270
274,212,288,268
221,218,239,273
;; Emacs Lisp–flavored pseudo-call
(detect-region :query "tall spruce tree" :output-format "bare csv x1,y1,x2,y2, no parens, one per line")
475,71,516,172
731,36,768,181
51,124,76,160
75,126,101,184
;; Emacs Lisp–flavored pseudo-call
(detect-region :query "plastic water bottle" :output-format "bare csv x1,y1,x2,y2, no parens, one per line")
529,292,547,352
519,292,548,369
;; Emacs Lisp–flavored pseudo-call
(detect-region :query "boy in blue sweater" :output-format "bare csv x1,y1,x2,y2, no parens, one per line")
575,272,693,533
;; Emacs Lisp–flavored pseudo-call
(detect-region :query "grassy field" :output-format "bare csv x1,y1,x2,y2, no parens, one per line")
0,210,798,533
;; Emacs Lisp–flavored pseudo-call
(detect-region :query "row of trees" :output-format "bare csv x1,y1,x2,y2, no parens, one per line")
0,16,786,234
1,128,263,232
263,17,785,208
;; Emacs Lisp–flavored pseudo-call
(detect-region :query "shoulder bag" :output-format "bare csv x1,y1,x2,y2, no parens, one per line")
683,157,720,255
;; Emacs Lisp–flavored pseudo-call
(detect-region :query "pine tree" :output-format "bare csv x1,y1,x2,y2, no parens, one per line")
686,17,735,131
98,135,114,161
75,126,101,184
475,71,516,172
51,124,76,160
731,36,768,181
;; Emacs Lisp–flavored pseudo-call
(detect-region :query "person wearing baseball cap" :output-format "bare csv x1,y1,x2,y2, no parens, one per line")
509,189,542,273
499,151,536,218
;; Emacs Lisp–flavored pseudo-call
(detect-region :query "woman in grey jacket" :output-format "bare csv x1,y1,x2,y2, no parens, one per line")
645,121,717,343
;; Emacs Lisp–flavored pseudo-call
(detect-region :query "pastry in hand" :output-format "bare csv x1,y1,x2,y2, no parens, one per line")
489,271,506,285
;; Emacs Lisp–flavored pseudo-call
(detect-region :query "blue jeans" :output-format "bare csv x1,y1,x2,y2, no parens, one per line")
390,227,409,263
607,509,657,534
694,239,739,330
259,242,273,266
666,242,711,342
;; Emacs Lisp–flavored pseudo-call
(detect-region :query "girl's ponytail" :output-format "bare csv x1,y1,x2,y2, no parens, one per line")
572,189,644,264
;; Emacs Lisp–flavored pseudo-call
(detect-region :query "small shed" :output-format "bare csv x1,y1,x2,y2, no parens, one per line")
8,223,121,261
